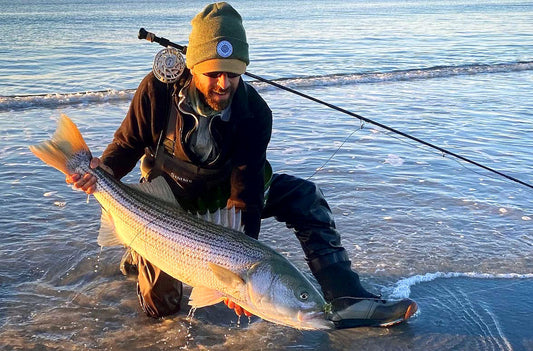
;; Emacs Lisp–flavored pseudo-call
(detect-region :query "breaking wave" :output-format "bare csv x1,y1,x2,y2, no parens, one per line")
388,271,533,299
0,89,137,112
2,61,532,111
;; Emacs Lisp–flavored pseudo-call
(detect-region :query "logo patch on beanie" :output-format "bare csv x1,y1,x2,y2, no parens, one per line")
216,40,233,58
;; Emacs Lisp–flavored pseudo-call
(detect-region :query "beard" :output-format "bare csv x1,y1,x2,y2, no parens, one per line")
203,86,235,111
193,75,236,112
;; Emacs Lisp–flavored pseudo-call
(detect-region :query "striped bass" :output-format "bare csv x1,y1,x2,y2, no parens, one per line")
29,114,331,330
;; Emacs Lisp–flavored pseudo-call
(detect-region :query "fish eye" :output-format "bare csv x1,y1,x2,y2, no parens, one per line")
299,292,309,300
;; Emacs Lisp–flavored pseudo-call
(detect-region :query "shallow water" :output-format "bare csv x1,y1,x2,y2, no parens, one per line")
1,0,532,350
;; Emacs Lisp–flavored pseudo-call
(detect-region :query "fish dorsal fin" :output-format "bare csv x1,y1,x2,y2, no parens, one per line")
188,286,224,308
127,176,179,207
208,263,246,293
97,209,124,247
196,206,243,232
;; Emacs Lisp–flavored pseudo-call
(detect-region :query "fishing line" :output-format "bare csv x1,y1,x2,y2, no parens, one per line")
137,28,533,191
305,127,363,181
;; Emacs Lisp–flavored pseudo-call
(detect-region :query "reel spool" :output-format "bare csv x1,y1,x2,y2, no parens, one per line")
152,47,185,84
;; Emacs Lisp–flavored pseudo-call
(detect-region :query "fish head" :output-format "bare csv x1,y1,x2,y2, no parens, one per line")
244,256,333,330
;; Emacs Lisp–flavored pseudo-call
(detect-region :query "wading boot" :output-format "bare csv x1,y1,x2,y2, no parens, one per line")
310,252,418,328
328,296,418,328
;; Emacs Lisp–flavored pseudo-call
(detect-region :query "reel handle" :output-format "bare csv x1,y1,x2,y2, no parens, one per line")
138,28,186,53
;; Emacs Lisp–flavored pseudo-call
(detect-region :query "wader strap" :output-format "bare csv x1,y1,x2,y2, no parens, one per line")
140,88,179,182
162,102,178,155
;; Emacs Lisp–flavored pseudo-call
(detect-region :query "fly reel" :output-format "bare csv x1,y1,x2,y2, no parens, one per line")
152,47,185,84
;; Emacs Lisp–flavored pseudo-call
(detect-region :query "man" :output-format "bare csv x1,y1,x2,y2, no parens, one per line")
68,2,417,328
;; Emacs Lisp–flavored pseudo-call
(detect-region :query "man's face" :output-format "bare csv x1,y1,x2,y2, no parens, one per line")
191,70,241,111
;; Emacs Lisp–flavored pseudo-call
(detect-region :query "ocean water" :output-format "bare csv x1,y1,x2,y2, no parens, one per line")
1,0,532,350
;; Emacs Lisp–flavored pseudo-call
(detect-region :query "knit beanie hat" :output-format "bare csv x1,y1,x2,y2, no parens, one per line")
186,2,249,75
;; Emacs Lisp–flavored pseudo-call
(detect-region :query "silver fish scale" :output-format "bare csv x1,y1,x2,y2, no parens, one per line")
88,165,273,295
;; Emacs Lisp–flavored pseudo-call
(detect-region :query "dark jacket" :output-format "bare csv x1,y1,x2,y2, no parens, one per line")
101,71,272,237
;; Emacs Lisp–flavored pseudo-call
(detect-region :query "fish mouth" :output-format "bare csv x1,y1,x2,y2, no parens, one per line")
296,310,333,330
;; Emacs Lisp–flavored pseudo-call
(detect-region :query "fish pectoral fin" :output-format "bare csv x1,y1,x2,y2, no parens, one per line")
208,263,246,292
97,209,124,247
189,286,225,308
189,264,246,308
127,176,179,207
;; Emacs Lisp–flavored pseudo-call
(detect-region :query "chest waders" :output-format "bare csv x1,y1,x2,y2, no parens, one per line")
139,94,272,215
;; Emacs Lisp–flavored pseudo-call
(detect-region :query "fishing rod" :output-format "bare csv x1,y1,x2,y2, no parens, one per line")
138,28,533,191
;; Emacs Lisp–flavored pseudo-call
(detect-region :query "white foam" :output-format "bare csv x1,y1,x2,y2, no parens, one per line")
0,89,135,111
388,271,533,299
251,61,533,93
4,62,532,111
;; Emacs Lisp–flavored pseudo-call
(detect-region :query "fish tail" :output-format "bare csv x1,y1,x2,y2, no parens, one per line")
29,114,92,175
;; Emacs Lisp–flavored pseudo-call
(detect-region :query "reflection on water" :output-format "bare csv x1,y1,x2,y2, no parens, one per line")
1,0,532,346
2,70,532,349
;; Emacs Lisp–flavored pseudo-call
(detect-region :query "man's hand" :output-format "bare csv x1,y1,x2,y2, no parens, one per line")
223,297,253,317
65,157,112,194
